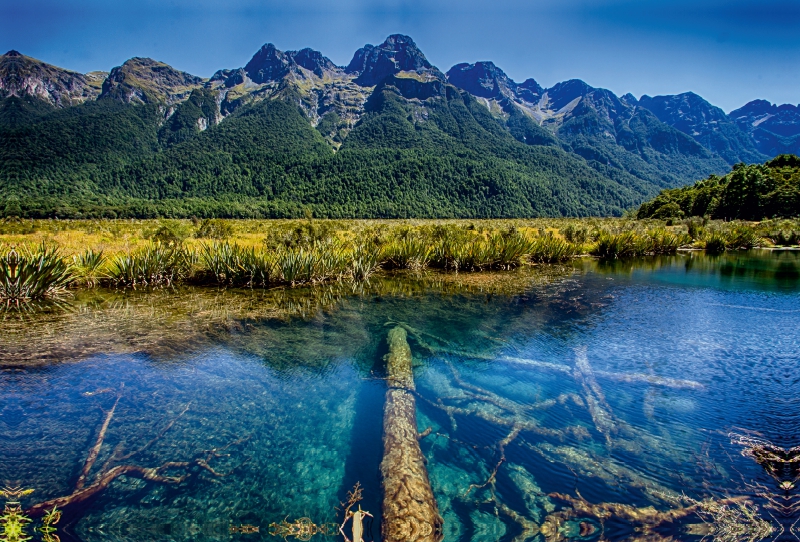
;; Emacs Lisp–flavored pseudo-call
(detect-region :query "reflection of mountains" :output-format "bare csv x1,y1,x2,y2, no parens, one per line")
0,267,580,367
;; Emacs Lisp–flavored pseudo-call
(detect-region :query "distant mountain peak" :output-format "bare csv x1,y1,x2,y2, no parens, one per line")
729,99,800,157
543,79,598,111
639,92,767,165
240,43,338,85
244,43,291,84
0,50,100,106
345,34,443,86
100,57,203,105
288,48,337,77
446,62,543,105
446,61,510,99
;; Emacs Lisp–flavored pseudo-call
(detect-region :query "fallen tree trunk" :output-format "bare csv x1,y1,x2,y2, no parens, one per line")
381,326,444,542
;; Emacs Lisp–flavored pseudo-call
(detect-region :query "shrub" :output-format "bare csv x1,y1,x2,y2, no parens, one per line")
195,219,234,240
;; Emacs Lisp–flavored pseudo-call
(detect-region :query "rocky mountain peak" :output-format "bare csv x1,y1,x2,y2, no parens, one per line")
239,43,338,85
0,50,101,106
729,99,800,157
446,62,545,105
517,78,543,102
730,99,775,119
244,43,291,84
639,92,729,126
345,34,443,86
100,57,204,105
446,61,513,99
638,92,767,165
544,79,596,111
288,48,337,77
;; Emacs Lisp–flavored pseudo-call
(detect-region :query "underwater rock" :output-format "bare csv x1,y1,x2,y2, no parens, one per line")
381,327,444,542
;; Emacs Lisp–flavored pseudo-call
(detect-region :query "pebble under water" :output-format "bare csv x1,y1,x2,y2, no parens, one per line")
1,250,799,542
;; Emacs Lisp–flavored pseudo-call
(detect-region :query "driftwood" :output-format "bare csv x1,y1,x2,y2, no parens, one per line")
530,442,682,504
75,387,123,490
396,321,703,391
25,392,233,518
381,326,444,542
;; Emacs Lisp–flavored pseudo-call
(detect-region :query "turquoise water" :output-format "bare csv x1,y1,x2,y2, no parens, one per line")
1,250,798,541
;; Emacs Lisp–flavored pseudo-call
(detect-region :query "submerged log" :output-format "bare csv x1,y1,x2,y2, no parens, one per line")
573,347,618,444
381,326,444,542
398,322,703,390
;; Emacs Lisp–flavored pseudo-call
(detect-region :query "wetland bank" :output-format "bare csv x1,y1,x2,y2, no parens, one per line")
1,220,799,542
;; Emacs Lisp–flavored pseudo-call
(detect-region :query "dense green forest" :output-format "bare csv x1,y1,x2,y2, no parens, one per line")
1,83,659,219
637,154,800,220
1,72,743,219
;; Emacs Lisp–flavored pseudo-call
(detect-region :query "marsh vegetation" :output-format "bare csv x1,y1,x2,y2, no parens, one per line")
0,217,797,302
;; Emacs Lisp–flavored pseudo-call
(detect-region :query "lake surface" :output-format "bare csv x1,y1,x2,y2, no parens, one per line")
1,250,799,542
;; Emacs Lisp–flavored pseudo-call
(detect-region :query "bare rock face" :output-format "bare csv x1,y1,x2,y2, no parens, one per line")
729,99,800,157
446,61,518,100
0,50,101,106
100,57,204,105
346,34,444,87
289,48,338,77
235,44,340,85
639,92,767,164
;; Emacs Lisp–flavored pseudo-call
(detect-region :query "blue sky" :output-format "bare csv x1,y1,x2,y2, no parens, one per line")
2,0,799,112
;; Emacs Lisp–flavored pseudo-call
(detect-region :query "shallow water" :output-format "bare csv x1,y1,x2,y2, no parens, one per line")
1,250,799,541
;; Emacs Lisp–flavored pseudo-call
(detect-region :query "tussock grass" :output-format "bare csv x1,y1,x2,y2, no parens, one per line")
0,217,788,295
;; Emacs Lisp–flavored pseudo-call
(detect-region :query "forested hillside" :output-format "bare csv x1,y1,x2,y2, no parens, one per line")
3,35,785,219
637,155,800,220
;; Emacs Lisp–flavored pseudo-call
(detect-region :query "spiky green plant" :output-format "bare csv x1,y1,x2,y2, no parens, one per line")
107,243,189,286
0,244,73,303
276,247,319,284
489,230,535,268
704,233,727,254
529,236,580,263
71,248,106,287
384,238,432,270
724,224,760,250
349,243,382,281
591,232,652,259
647,228,690,255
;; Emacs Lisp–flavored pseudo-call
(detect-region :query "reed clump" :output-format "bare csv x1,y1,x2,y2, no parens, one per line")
107,243,193,287
0,218,786,296
589,227,691,259
0,243,74,303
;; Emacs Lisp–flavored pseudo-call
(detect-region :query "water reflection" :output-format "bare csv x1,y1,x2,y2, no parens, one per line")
0,253,798,541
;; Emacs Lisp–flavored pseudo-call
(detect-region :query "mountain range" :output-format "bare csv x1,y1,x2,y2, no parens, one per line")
1,35,797,218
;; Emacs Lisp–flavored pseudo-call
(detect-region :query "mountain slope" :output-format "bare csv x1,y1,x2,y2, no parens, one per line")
638,154,800,220
100,57,204,105
729,100,800,158
0,50,103,107
1,34,765,218
444,64,730,190
637,92,767,165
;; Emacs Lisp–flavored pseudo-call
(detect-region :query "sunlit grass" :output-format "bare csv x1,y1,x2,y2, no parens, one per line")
0,217,796,294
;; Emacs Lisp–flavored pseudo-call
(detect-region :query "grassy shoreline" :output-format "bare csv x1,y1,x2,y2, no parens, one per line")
1,217,798,301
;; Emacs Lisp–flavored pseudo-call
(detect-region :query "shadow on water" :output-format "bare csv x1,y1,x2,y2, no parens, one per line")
337,335,387,542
